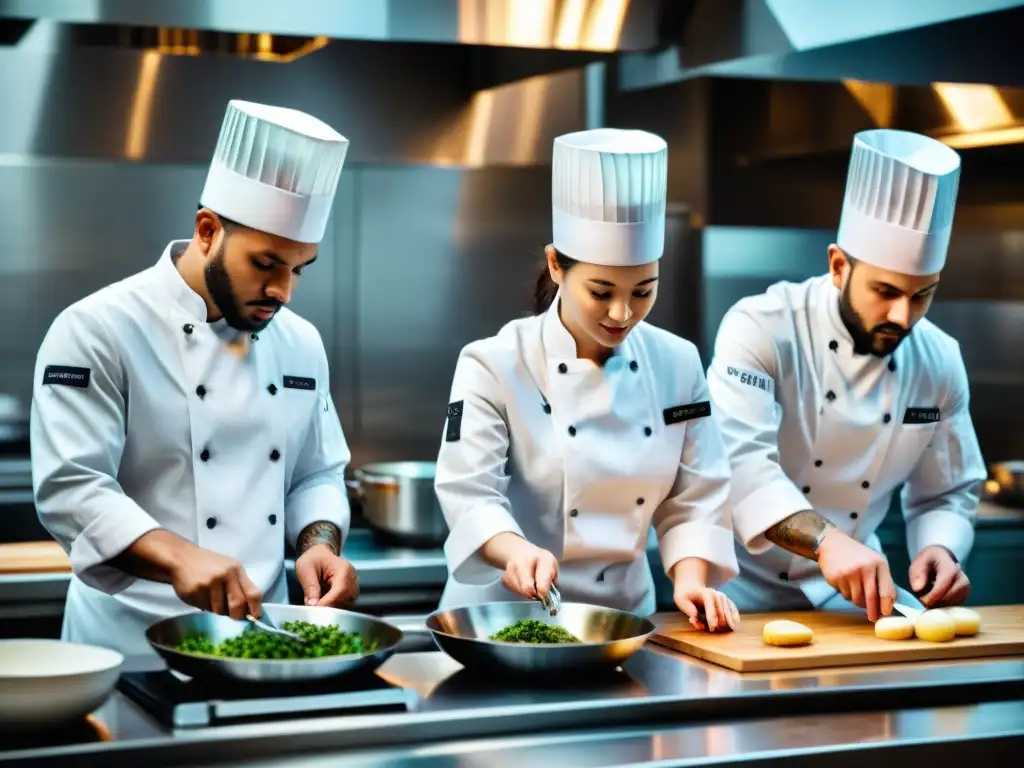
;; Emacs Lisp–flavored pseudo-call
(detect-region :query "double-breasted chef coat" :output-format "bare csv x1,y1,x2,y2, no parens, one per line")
706,274,986,609
434,292,740,615
30,241,352,656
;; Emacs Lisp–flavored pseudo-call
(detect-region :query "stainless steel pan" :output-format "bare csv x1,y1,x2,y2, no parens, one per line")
146,604,403,683
423,601,656,674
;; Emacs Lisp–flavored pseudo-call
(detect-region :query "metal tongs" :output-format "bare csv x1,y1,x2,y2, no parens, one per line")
539,585,562,616
246,613,307,643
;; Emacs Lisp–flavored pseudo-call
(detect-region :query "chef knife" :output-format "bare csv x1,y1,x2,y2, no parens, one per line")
892,574,933,621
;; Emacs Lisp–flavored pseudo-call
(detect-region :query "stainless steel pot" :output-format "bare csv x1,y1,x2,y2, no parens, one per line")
350,461,449,547
986,460,1024,508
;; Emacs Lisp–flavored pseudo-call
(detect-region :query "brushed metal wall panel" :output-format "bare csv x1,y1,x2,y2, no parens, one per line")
0,157,340,412
350,165,552,464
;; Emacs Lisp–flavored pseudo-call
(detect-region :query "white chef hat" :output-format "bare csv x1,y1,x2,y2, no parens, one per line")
551,128,668,267
836,129,961,276
199,100,349,244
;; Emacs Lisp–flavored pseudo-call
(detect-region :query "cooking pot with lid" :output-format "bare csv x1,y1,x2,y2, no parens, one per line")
349,461,449,547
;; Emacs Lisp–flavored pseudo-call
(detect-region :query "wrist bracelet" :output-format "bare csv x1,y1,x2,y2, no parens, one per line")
812,526,833,556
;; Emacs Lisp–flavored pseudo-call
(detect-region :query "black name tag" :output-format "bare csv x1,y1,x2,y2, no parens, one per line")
446,400,464,442
283,376,316,391
43,365,90,388
663,400,711,425
904,407,940,424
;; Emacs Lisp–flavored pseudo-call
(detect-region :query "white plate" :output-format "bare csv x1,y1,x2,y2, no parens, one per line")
0,639,123,730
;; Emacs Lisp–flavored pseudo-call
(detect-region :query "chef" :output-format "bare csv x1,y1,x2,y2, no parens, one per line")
30,100,359,656
707,129,987,622
434,129,741,631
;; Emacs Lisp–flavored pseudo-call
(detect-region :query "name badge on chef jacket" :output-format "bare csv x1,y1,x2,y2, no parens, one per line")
42,365,91,388
904,407,940,424
663,401,711,425
725,365,773,395
445,401,464,442
283,376,316,391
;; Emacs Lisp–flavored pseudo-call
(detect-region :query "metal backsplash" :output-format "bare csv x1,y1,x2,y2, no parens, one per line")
0,155,694,468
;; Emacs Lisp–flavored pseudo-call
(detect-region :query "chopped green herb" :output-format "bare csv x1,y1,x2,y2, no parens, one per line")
175,620,379,660
489,619,581,644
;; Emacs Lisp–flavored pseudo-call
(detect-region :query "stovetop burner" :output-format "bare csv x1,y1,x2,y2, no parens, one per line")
118,669,417,729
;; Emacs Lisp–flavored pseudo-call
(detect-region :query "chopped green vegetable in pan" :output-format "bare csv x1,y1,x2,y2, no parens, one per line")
175,620,379,659
489,619,581,644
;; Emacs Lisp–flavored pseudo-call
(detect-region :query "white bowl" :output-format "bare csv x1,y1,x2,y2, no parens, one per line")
0,639,123,730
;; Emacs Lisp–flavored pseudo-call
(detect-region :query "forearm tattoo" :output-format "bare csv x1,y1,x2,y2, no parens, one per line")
297,520,341,556
765,510,835,561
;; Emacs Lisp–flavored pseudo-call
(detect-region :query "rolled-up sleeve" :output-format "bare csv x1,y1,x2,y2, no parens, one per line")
286,343,352,551
434,345,522,585
901,348,984,564
652,358,739,588
707,308,809,553
31,307,161,594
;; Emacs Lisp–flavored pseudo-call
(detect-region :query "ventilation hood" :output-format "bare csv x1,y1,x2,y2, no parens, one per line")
0,0,664,53
619,0,1024,90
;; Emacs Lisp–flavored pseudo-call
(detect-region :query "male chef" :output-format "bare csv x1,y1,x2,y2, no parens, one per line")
30,100,359,655
707,129,986,622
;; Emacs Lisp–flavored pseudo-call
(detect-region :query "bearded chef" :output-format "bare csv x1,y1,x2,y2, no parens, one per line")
707,129,986,622
434,129,741,632
30,100,359,656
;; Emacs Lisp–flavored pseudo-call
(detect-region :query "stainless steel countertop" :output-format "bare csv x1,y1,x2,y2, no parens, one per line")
0,530,447,606
201,699,1024,767
4,636,1022,765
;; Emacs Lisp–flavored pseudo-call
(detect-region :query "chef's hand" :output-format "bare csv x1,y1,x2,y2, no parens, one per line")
670,558,738,632
909,545,970,607
817,529,896,622
483,532,559,602
170,546,263,620
295,544,360,607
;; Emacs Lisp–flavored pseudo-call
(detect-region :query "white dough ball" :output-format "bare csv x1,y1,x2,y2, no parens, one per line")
942,607,981,636
874,615,915,641
762,619,814,647
914,609,956,643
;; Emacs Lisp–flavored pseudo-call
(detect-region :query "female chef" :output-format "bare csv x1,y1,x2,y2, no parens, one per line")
434,129,740,631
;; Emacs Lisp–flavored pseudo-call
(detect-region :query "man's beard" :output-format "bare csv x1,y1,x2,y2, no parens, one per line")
838,280,909,358
205,245,280,332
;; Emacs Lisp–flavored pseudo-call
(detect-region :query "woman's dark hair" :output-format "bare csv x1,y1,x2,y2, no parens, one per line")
533,249,579,314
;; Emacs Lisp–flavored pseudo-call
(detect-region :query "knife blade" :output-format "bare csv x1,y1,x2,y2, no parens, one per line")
891,585,926,621
892,602,923,621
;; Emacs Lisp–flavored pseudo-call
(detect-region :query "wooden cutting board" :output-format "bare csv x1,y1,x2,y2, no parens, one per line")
649,605,1024,672
0,541,71,574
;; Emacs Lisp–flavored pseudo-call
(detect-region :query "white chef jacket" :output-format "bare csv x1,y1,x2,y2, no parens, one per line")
707,274,986,608
434,293,739,615
30,241,352,656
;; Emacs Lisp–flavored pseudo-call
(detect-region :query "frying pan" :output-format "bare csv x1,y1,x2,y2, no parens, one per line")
422,601,656,675
146,604,404,683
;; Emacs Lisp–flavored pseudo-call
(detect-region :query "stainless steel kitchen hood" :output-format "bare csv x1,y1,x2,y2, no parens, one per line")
0,0,663,53
619,0,1024,90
